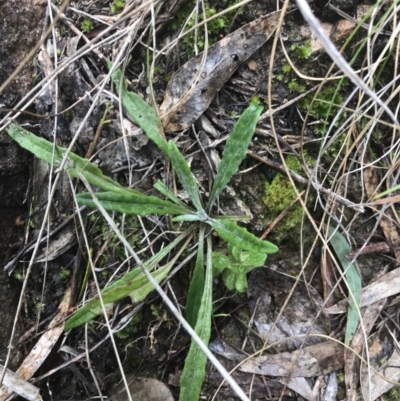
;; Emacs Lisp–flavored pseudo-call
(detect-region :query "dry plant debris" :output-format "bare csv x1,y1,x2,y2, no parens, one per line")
160,11,281,132
1,0,400,400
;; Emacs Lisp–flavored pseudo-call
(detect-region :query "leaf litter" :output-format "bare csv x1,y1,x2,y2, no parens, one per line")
4,2,400,400
160,11,281,132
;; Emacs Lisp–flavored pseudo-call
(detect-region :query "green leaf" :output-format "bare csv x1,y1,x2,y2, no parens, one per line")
208,103,263,208
209,219,278,254
65,231,191,330
185,227,205,328
65,263,171,330
167,141,204,212
76,191,190,216
230,244,267,266
179,236,213,401
212,252,231,274
222,269,248,292
212,244,267,293
153,180,190,209
6,124,136,195
172,210,207,222
327,225,362,345
110,67,168,154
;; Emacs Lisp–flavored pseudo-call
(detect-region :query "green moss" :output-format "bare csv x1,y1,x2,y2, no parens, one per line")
298,84,346,137
169,0,243,58
13,267,23,282
291,40,312,59
110,0,124,14
282,63,292,74
80,19,94,33
150,303,162,317
287,79,305,93
262,153,314,244
60,267,71,280
277,63,305,93
387,386,400,401
59,25,67,36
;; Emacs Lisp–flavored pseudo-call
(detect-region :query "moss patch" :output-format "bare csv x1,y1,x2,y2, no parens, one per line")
262,154,314,244
387,386,400,401
169,0,243,59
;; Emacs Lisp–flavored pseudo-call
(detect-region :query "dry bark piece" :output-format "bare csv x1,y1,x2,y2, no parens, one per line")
0,365,42,401
160,11,281,132
0,287,72,401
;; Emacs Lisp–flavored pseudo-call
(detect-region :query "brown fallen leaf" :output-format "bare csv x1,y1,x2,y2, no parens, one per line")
325,266,400,314
239,340,344,378
160,10,281,132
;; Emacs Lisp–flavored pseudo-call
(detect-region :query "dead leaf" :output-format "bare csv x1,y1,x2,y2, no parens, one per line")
206,369,293,399
360,347,400,400
362,151,400,262
160,11,281,132
280,377,316,401
239,340,344,378
247,269,329,352
325,266,400,314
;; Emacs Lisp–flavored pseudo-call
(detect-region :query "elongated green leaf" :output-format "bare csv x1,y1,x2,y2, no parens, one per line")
179,236,213,401
185,227,205,328
110,67,168,154
6,124,136,195
167,141,204,212
154,180,190,209
208,103,263,208
327,226,361,345
65,232,191,330
209,219,278,254
76,191,190,216
65,263,171,330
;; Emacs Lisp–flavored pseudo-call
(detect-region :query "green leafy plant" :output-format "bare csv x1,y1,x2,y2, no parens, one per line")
213,243,267,292
6,67,278,401
80,19,94,33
